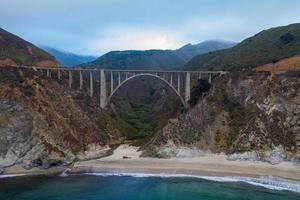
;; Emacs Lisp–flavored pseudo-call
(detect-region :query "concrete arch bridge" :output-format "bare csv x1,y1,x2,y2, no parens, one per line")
21,66,226,108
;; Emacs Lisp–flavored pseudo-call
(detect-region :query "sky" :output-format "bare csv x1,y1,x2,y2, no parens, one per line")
0,0,300,56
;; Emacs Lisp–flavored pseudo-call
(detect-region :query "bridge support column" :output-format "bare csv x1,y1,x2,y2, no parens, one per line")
79,71,83,89
185,72,191,103
47,69,50,77
118,72,121,85
89,72,93,97
199,73,202,80
69,71,72,88
208,73,212,84
58,70,61,80
100,70,107,109
170,73,173,85
177,73,180,95
110,71,113,94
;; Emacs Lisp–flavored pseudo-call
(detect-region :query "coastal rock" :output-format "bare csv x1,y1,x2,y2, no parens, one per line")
263,146,287,165
227,152,259,162
76,143,111,160
154,142,209,158
0,67,122,170
291,154,300,165
143,72,300,164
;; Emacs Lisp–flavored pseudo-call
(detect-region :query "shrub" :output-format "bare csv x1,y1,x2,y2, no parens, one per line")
188,79,211,106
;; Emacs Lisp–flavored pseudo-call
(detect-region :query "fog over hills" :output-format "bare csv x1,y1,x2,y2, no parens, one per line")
42,47,97,67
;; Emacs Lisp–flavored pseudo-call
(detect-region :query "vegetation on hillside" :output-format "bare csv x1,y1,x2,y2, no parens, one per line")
184,23,300,71
110,76,183,144
0,28,59,67
188,79,211,106
78,41,236,70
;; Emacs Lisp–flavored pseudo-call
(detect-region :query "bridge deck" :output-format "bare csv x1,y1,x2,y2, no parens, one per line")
18,65,226,74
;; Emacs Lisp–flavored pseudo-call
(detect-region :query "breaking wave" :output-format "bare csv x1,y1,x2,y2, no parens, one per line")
0,174,26,179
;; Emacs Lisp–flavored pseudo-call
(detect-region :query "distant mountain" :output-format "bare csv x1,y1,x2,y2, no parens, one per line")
78,40,236,70
183,23,300,71
42,47,97,67
0,27,59,67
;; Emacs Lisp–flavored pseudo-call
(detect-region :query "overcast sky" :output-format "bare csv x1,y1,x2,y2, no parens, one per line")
1,0,300,56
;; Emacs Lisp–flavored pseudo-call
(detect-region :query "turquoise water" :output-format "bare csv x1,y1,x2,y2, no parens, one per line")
0,173,300,200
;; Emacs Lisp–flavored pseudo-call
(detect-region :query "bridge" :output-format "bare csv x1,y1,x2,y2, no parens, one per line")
19,66,226,108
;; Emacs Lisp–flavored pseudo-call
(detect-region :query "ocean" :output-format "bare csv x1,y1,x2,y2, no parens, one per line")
0,172,300,200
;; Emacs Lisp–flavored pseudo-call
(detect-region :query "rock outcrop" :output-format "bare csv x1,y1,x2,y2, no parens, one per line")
0,67,121,169
142,71,300,164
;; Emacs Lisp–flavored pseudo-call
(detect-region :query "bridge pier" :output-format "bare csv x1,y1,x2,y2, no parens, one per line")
100,70,107,109
25,66,224,109
47,69,51,78
185,72,191,103
110,71,113,94
177,73,180,95
89,72,93,97
79,71,83,89
69,71,72,88
58,70,61,80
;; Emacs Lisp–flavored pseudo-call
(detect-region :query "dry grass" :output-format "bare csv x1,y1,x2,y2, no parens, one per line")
255,55,300,71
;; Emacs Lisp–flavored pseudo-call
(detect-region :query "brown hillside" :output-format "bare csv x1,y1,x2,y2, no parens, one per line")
0,27,59,67
255,55,300,71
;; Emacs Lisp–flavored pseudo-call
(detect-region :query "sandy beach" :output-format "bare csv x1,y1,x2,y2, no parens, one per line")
73,145,300,181
2,145,300,181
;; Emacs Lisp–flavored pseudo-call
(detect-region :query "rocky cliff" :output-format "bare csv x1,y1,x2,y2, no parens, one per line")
0,67,122,169
142,71,300,165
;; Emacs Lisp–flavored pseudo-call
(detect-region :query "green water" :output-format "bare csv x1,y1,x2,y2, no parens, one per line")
0,174,299,200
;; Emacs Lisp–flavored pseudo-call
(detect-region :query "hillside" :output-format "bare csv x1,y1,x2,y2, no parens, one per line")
0,28,59,67
78,40,236,70
255,55,300,71
42,47,97,67
0,66,123,168
184,23,300,71
143,71,300,165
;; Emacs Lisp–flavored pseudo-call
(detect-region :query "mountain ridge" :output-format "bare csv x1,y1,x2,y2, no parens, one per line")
78,40,237,70
42,47,97,67
0,27,59,67
183,23,300,71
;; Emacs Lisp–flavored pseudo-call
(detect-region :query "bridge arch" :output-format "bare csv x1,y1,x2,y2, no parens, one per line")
107,73,186,107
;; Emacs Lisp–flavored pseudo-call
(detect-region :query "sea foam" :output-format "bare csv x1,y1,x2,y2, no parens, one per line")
0,174,26,179
84,172,300,194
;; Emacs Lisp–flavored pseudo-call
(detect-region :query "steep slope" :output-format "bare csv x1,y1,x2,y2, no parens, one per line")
0,67,123,169
255,55,300,71
184,23,300,71
42,47,97,67
110,76,184,144
142,71,300,164
78,40,236,70
0,28,59,67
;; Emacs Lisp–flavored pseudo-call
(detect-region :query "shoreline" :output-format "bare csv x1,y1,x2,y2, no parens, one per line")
1,145,300,182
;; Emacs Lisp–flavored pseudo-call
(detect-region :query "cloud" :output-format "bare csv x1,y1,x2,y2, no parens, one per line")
90,27,187,54
1,0,300,55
